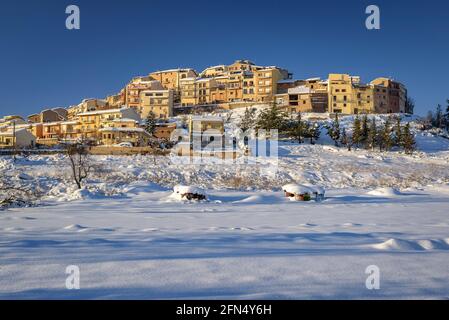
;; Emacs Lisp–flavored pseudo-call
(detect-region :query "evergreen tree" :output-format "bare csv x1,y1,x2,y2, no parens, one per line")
256,102,287,132
340,128,352,151
379,117,393,151
435,104,443,128
402,123,416,154
405,96,415,114
288,112,307,144
361,114,369,147
144,111,157,136
310,123,321,145
352,115,362,147
444,99,449,131
327,113,341,146
366,118,378,150
393,116,402,147
239,107,256,132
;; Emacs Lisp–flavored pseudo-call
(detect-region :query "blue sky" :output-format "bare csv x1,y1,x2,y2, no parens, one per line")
0,0,448,116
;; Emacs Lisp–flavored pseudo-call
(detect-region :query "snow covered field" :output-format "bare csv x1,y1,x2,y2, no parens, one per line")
1,115,449,299
1,184,449,299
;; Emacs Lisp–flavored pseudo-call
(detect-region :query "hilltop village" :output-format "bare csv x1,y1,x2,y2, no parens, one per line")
0,59,410,149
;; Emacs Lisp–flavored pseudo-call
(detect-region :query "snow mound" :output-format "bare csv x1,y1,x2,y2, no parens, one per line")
282,184,313,194
372,238,424,251
372,238,449,251
63,224,88,231
173,185,206,196
168,185,207,201
367,187,402,197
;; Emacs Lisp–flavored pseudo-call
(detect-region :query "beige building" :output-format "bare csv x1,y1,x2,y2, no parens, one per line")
77,107,141,141
125,77,164,109
277,84,328,114
139,89,174,119
149,69,198,90
28,108,68,123
67,98,109,119
0,128,36,149
327,74,375,114
370,77,407,113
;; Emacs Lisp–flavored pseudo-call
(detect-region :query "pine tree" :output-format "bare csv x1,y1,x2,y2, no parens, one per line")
444,99,449,131
366,118,378,150
380,117,393,151
402,123,416,154
239,107,256,132
144,111,157,136
352,115,362,147
327,113,341,146
361,114,369,147
311,123,321,145
340,128,352,151
289,112,306,144
435,104,443,128
405,96,415,114
256,102,287,132
393,116,402,147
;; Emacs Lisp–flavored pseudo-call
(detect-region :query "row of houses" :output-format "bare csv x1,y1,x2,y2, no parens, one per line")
276,74,408,115
0,108,176,149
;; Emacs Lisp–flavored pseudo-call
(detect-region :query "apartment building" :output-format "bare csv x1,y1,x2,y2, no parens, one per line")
28,108,68,123
140,89,174,119
67,98,109,120
196,60,292,105
125,77,163,109
0,115,27,127
370,77,407,113
180,77,198,106
149,68,198,92
327,74,376,114
277,84,328,113
77,107,141,141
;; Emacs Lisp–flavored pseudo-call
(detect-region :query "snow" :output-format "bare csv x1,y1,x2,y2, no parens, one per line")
282,183,313,194
0,113,448,299
1,186,449,299
173,185,206,196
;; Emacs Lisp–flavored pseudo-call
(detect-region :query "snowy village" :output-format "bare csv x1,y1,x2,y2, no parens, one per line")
1,0,449,302
1,58,449,299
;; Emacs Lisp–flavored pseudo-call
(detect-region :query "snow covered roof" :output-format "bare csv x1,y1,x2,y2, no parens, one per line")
288,85,311,94
173,185,206,195
60,121,78,125
180,77,196,82
190,116,223,122
78,108,126,116
152,68,196,74
99,127,147,134
0,128,28,136
113,118,138,123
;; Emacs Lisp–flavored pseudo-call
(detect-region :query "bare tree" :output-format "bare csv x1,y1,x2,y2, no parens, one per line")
66,143,92,189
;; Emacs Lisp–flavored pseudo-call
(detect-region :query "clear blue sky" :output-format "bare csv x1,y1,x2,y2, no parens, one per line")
0,0,448,116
